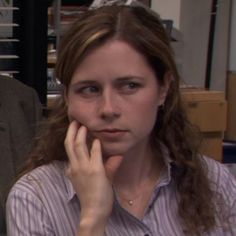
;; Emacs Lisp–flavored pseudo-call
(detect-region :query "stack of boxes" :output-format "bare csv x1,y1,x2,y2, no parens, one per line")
181,88,227,162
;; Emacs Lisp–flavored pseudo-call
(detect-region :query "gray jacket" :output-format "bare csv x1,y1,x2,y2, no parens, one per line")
0,76,42,234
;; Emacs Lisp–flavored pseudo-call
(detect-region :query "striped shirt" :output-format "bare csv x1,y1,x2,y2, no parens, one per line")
6,156,236,236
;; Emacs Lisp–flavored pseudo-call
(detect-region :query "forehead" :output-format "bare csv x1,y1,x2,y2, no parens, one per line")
70,40,156,83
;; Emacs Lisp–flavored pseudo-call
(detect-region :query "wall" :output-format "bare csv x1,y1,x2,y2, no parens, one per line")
151,0,181,29
180,0,212,88
151,0,212,87
229,0,236,72
210,0,231,90
151,0,232,91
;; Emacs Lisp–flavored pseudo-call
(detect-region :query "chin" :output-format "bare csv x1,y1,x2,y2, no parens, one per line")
99,139,136,159
102,149,123,158
101,144,126,158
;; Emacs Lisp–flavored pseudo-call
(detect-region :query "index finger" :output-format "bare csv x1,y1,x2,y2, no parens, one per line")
64,120,80,166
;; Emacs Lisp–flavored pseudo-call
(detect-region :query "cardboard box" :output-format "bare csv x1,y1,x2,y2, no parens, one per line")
200,132,224,162
181,89,227,162
225,72,236,140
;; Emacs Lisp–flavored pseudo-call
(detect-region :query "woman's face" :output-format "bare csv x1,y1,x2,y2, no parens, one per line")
66,40,169,158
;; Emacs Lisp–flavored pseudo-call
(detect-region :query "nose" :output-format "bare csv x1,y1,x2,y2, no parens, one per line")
99,89,120,121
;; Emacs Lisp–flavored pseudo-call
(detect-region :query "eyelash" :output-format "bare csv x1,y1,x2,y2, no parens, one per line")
123,82,140,89
74,82,142,96
76,86,99,95
120,82,142,93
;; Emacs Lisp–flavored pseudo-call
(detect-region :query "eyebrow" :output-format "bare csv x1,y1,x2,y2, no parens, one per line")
111,75,147,86
70,75,145,87
70,80,99,87
115,75,145,82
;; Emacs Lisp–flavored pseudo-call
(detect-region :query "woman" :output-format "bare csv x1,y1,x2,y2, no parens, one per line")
6,4,236,236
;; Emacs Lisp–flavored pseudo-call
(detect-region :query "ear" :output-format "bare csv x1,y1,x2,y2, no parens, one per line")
158,71,173,106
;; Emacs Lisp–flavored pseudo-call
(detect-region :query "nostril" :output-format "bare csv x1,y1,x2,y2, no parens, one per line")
100,111,120,121
100,100,117,115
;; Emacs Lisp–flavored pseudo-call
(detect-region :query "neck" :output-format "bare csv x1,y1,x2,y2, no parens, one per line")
113,144,164,193
113,145,165,217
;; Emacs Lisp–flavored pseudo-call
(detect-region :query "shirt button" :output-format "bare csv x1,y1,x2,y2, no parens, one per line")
144,234,150,236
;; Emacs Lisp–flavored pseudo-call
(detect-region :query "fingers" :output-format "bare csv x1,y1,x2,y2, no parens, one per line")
64,121,89,166
90,139,103,167
104,155,123,182
64,120,79,167
65,122,123,184
89,138,123,182
74,125,89,162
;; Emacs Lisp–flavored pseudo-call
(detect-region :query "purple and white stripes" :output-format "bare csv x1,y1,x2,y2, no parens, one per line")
6,157,236,236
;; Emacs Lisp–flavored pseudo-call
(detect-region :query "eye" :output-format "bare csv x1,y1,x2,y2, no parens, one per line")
121,82,142,93
76,85,100,97
127,82,138,88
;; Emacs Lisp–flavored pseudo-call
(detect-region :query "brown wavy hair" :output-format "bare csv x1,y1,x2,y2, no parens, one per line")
23,5,217,235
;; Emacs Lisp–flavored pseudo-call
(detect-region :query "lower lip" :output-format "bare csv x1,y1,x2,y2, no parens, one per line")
96,131,126,140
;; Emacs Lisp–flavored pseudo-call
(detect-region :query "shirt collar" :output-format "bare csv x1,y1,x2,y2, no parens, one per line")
63,144,176,203
153,144,174,190
63,163,77,202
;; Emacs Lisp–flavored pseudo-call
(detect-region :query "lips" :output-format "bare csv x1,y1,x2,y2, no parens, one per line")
99,129,125,132
93,128,127,140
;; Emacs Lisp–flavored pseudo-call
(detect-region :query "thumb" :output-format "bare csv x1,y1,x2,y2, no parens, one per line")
104,155,123,182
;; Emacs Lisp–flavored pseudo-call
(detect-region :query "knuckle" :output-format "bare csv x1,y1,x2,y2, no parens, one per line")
74,139,83,149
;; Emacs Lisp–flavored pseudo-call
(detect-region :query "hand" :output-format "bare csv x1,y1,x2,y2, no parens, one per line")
64,121,123,230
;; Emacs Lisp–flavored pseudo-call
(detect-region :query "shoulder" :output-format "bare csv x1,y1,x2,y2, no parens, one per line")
0,76,32,92
0,76,40,104
201,156,234,183
6,161,70,235
7,161,68,203
201,156,236,232
201,156,236,196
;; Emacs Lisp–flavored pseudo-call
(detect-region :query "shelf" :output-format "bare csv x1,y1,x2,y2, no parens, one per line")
0,38,19,42
0,23,19,27
0,70,19,74
0,2,19,76
0,55,19,59
47,51,57,65
0,7,19,10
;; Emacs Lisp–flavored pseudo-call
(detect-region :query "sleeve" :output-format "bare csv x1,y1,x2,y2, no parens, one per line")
23,86,42,136
6,189,55,236
31,88,43,132
217,165,236,235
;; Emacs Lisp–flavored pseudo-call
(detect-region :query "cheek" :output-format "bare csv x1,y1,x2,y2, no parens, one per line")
67,101,91,125
141,94,159,115
131,97,159,130
144,104,159,129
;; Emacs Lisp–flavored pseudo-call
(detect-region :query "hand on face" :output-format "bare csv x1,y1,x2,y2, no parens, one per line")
64,120,123,221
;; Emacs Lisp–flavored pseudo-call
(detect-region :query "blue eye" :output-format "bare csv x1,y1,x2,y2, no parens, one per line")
76,86,100,96
127,82,139,89
121,82,141,93
85,86,99,93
